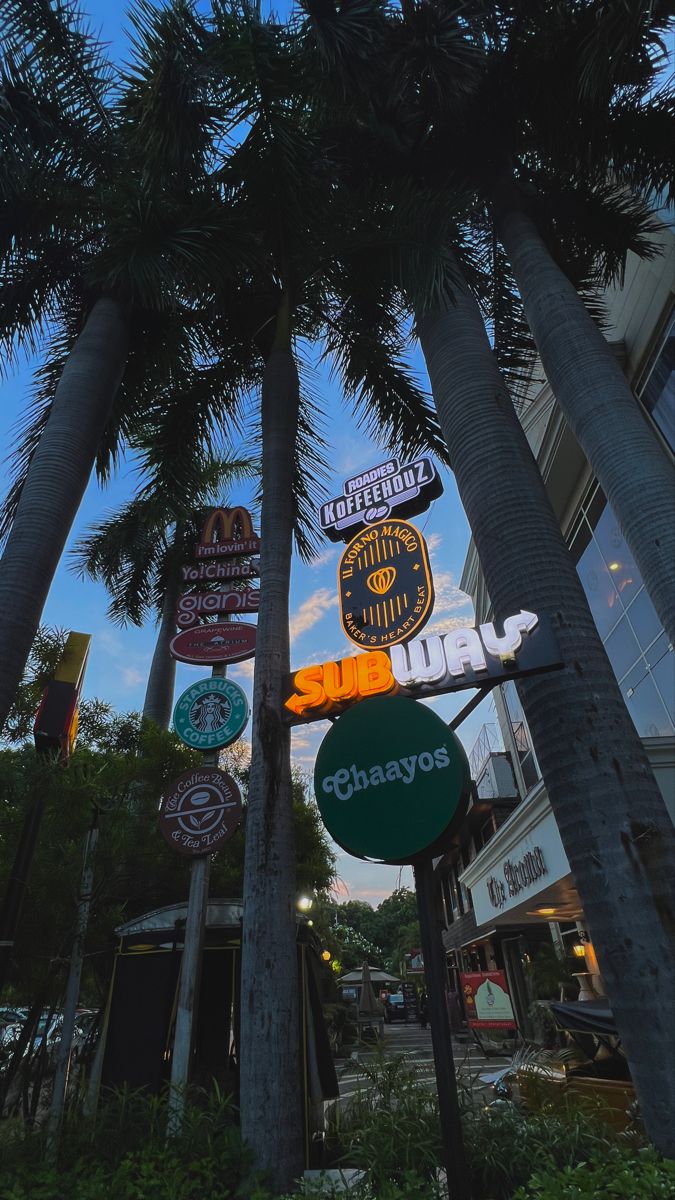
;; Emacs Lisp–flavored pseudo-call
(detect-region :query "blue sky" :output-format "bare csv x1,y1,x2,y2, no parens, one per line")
0,0,498,905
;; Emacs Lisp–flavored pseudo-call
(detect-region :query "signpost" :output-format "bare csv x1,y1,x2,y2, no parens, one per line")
338,519,434,649
319,456,442,542
172,676,249,751
164,506,257,1137
313,696,470,864
284,611,562,722
158,767,242,856
170,623,256,666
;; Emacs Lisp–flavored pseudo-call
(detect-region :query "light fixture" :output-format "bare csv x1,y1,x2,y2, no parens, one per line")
572,943,587,958
608,562,620,572
307,919,314,927
321,950,331,962
297,895,313,912
536,907,556,916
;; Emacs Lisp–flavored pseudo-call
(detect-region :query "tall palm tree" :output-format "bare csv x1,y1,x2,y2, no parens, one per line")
302,1,675,1153
422,0,675,641
0,0,252,732
71,455,254,729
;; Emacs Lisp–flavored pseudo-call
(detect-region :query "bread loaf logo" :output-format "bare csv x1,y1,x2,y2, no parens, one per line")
367,566,397,595
338,519,434,649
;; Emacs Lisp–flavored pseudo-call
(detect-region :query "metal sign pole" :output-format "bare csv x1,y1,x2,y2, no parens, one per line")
167,660,224,1136
413,855,469,1200
46,806,100,1157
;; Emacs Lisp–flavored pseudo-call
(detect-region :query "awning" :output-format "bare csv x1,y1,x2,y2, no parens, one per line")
549,1001,617,1036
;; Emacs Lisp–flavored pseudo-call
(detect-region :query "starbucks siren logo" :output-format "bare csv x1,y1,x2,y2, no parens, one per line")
173,676,249,750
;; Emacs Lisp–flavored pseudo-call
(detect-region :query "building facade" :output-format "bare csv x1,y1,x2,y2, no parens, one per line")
438,221,675,1032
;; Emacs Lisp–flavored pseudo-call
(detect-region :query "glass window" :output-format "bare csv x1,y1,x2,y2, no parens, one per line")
625,587,662,651
622,661,672,738
573,531,624,638
500,680,542,791
639,311,675,453
604,617,642,680
592,504,640,609
570,483,674,737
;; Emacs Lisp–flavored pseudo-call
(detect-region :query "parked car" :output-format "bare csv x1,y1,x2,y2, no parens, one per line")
384,993,406,1023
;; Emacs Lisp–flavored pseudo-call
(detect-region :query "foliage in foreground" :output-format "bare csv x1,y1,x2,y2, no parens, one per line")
513,1146,675,1200
0,1087,270,1200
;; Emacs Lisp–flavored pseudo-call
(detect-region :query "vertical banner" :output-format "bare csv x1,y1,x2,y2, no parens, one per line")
460,970,516,1029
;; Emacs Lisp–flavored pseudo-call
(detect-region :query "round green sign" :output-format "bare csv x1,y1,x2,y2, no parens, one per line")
173,676,249,750
313,696,470,864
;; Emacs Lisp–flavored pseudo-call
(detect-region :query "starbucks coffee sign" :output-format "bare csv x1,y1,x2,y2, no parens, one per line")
314,696,470,864
173,677,249,750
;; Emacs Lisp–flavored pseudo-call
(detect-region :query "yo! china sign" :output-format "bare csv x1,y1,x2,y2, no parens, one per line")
173,677,249,750
320,457,443,543
158,767,243,857
339,519,434,649
313,695,470,865
460,971,516,1030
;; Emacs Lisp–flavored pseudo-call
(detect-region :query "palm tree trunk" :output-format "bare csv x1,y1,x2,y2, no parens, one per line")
495,194,675,645
417,269,675,1157
142,582,178,729
240,308,302,1189
0,296,129,733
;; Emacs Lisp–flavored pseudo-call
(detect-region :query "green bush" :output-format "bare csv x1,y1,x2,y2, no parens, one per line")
0,1088,272,1200
513,1146,675,1199
463,1104,620,1199
332,1052,442,1189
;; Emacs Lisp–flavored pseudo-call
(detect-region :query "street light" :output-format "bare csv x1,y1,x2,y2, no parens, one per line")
297,895,313,912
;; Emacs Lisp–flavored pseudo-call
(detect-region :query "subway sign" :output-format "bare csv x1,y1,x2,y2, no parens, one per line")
284,611,562,723
319,456,443,543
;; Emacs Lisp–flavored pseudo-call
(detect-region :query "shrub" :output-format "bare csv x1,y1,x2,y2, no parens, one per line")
463,1104,619,1199
0,1087,271,1200
513,1146,675,1199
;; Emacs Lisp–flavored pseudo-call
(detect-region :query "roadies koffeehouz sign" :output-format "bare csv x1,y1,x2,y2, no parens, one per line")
338,518,434,649
319,456,442,542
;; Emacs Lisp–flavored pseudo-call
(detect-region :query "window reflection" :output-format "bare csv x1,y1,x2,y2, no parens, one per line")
571,483,674,737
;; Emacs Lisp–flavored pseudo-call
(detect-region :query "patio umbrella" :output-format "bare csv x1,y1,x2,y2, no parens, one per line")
358,960,382,1018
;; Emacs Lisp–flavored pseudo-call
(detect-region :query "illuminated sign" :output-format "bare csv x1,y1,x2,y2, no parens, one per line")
158,767,243,857
339,519,434,649
313,696,470,864
175,586,260,627
170,622,257,665
284,611,562,722
180,559,259,584
33,632,91,760
173,677,249,750
195,506,261,559
320,457,442,542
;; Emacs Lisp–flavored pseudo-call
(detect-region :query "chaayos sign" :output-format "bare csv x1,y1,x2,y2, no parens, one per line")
319,457,443,543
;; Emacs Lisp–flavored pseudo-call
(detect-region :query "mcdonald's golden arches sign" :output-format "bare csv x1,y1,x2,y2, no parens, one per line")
196,506,261,559
338,519,434,649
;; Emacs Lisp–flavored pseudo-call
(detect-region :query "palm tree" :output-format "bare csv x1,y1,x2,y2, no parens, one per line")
0,0,252,732
421,0,675,641
71,455,254,730
301,1,675,1153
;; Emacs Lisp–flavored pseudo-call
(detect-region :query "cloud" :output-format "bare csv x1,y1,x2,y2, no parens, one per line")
309,547,338,571
289,587,338,642
121,666,144,688
426,532,442,554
